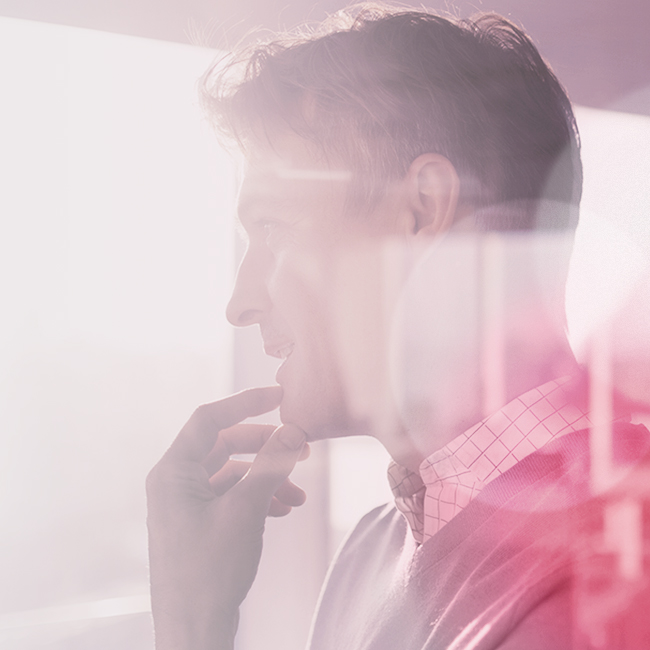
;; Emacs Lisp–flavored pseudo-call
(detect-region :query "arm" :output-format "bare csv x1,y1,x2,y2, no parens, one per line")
146,386,307,650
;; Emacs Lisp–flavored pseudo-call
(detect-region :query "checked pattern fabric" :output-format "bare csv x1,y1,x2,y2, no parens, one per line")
388,376,594,544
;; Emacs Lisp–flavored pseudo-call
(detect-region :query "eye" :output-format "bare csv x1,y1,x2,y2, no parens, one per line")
257,219,284,243
261,220,277,239
251,217,291,248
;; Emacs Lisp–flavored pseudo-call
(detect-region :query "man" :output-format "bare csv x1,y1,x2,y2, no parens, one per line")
146,6,650,649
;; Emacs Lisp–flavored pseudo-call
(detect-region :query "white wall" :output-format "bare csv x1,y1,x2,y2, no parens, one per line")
0,17,234,649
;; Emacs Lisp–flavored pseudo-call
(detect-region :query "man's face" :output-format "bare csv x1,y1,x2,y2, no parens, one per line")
226,133,404,441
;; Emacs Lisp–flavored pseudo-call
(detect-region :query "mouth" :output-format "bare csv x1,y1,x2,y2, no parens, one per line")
264,342,295,361
267,343,294,385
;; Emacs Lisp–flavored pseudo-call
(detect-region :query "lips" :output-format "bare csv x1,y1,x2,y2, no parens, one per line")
265,342,294,385
263,342,295,360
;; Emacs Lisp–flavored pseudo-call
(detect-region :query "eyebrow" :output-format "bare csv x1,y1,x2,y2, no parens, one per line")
237,193,295,229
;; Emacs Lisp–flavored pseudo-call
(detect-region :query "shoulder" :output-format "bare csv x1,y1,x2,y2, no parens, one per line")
308,502,414,650
475,421,650,509
329,502,408,567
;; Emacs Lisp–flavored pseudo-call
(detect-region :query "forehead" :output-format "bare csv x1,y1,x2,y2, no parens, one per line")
238,133,352,220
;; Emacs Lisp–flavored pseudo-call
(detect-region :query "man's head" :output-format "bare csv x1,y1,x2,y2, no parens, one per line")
203,6,582,463
203,6,581,229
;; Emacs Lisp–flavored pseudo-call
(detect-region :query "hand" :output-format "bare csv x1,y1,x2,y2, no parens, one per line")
146,386,307,650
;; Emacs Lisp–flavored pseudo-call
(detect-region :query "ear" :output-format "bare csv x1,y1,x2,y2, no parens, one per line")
405,154,460,236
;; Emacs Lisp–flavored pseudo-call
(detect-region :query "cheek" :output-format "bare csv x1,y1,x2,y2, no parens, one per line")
270,261,353,434
271,238,405,437
269,252,341,384
269,246,334,327
326,244,401,424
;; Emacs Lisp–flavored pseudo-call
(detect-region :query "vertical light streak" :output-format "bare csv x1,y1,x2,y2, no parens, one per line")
480,233,505,417
590,323,644,583
589,323,613,494
604,499,643,581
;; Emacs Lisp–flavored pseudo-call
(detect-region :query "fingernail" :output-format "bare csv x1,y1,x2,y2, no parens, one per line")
279,425,305,450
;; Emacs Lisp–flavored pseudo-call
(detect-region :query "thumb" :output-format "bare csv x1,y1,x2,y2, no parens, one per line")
233,424,306,509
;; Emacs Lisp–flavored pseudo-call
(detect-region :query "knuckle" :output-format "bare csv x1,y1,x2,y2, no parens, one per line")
146,461,208,499
189,403,215,430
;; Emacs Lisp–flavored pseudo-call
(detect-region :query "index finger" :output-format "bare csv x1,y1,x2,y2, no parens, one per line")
163,386,283,463
201,423,312,476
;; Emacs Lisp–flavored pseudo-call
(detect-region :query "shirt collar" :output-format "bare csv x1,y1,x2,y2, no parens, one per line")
388,376,593,544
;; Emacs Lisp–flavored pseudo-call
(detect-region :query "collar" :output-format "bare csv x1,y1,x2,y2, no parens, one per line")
388,376,594,544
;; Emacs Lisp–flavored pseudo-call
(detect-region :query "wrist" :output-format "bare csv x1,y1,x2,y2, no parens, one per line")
151,598,239,650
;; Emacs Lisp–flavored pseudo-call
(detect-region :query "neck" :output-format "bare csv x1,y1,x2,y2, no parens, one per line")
384,291,578,472
501,327,579,408
385,330,578,472
374,228,578,472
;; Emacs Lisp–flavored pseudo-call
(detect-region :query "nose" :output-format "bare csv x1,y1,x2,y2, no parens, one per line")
226,245,273,327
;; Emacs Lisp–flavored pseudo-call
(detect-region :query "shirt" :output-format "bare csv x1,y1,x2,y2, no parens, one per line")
387,376,595,544
308,421,650,650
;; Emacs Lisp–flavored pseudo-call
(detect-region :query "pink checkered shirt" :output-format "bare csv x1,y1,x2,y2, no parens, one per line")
387,376,594,544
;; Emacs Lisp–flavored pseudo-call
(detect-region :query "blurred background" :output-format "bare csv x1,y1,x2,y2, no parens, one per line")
0,1,649,649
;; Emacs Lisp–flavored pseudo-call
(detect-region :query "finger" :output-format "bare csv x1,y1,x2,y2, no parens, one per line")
202,424,276,476
209,459,251,496
203,429,309,482
164,386,283,463
209,461,306,508
268,497,292,517
298,442,311,461
232,424,306,515
273,478,307,507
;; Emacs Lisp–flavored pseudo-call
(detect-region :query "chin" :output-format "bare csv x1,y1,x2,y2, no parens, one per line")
279,400,326,441
279,396,370,442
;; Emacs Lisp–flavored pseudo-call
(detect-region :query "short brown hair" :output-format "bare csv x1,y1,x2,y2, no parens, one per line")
201,5,581,231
